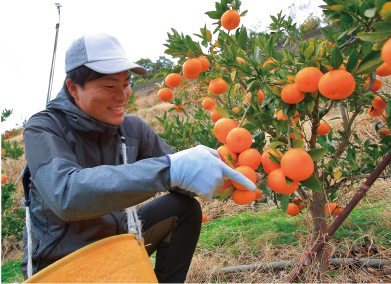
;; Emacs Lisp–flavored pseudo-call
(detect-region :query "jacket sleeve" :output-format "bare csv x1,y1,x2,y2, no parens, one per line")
24,113,172,222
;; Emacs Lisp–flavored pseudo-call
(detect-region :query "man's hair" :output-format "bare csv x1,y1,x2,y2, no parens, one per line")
63,65,107,102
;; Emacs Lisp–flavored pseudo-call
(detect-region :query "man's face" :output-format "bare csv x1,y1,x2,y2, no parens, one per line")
71,71,131,126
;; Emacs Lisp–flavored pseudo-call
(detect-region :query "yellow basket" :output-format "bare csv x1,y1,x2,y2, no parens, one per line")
24,234,157,283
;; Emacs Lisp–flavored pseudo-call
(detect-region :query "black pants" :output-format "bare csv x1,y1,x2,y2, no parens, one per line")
137,191,202,283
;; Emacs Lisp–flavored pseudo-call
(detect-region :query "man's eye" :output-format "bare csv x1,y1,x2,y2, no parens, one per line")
105,86,114,88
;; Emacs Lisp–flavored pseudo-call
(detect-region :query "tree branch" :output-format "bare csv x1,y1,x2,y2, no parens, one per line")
339,102,348,132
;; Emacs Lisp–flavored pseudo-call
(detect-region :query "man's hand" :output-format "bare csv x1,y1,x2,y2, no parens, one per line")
166,145,256,201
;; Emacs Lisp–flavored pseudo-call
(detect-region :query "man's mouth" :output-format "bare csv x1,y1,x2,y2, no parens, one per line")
108,105,125,111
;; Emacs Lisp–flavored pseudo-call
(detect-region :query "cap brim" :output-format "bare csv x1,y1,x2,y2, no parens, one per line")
85,59,147,76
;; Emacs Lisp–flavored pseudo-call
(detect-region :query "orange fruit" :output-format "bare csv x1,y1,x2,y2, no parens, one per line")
232,166,257,191
281,83,305,104
376,62,391,77
217,144,238,166
318,70,356,99
202,214,207,223
295,67,323,92
174,104,183,113
263,58,277,71
209,78,228,95
267,169,299,194
255,189,263,200
286,203,300,216
226,127,253,153
294,196,305,210
281,148,314,181
157,88,174,102
232,107,239,113
165,73,182,88
197,56,210,72
262,148,282,174
214,118,239,143
317,122,331,136
378,127,391,136
1,149,5,156
368,107,381,117
381,37,391,66
238,148,262,170
326,203,343,216
183,58,202,78
210,109,221,122
202,98,215,110
381,110,388,122
221,9,241,30
372,96,387,110
184,73,199,80
221,179,233,191
237,57,246,66
365,78,382,92
246,90,265,104
289,129,304,140
232,188,256,205
277,110,300,123
1,173,7,185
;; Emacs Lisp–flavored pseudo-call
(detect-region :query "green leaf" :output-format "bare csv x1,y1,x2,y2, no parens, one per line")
364,7,377,18
323,5,345,12
330,45,343,70
346,49,358,72
238,27,248,51
281,194,289,212
219,186,235,201
307,148,328,161
285,177,293,187
308,100,315,113
300,174,322,193
205,11,221,20
292,139,305,149
376,0,387,12
269,141,287,150
373,22,391,31
214,106,230,118
354,59,384,75
357,31,391,42
240,10,248,17
268,153,281,165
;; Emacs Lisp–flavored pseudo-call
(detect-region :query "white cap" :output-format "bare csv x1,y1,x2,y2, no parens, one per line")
65,32,147,75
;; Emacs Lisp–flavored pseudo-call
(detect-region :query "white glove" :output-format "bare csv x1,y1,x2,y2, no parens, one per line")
166,145,256,201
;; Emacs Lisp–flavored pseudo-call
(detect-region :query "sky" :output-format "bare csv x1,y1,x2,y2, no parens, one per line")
0,0,324,132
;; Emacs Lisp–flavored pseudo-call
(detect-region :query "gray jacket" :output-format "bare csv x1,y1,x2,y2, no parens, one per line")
21,89,176,278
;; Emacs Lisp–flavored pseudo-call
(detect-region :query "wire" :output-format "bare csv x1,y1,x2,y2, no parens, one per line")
46,3,61,107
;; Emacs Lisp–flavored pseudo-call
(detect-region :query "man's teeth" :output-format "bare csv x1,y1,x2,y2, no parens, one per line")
109,106,124,111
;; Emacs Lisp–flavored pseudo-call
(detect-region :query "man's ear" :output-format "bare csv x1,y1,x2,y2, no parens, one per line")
66,79,80,101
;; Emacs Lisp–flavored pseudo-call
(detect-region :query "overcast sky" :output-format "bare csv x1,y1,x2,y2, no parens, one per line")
0,0,324,132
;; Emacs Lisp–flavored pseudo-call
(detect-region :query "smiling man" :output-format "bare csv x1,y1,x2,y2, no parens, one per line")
21,32,256,282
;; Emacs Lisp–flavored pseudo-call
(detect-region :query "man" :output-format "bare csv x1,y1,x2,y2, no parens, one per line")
21,32,256,282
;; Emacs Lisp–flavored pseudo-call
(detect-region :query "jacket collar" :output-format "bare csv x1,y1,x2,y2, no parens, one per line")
46,89,120,135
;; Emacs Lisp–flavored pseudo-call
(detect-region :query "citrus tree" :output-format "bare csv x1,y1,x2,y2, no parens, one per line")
151,0,391,271
1,109,25,245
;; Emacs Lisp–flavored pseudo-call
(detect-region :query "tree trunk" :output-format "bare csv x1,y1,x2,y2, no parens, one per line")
308,94,329,274
309,191,329,273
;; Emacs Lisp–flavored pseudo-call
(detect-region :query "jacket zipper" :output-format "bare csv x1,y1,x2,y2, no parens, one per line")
36,222,70,261
109,213,119,235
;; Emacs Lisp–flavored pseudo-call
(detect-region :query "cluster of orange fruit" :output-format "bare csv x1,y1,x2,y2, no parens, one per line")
1,173,7,185
213,118,262,205
1,149,5,156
